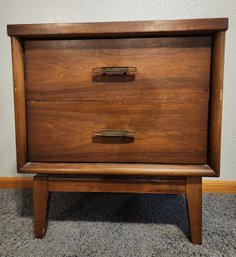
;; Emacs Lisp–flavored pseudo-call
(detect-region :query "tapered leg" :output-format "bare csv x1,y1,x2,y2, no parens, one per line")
186,177,202,244
33,175,48,239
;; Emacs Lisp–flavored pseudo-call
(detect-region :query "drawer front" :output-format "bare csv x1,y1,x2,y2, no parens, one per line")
27,101,208,164
25,37,211,102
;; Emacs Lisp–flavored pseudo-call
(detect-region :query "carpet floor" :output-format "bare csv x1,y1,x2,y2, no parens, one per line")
0,189,235,257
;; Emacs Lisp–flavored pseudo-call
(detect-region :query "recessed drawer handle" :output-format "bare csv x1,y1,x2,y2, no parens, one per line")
93,129,135,137
93,66,137,75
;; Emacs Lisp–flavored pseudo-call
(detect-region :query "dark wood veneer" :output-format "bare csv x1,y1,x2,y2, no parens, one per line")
24,37,211,101
27,101,208,164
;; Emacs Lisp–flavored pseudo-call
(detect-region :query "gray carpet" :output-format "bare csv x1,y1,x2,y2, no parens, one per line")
0,189,235,257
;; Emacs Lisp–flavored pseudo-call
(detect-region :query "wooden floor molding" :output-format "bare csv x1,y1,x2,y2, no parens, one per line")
202,180,236,193
0,177,235,193
0,177,33,189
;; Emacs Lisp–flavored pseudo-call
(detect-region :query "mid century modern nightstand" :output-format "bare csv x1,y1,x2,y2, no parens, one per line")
7,18,228,244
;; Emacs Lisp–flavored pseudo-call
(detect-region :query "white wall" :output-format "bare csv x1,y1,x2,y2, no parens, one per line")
0,0,235,179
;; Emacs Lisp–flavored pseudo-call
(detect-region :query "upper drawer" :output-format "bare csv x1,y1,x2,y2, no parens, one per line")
24,37,211,101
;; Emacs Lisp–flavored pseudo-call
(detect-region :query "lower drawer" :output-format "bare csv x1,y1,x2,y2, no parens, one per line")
27,101,208,164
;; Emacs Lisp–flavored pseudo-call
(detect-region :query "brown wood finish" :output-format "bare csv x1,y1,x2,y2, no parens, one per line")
203,180,236,193
30,175,191,240
11,37,27,170
8,19,228,243
186,177,202,244
27,101,208,164
2,177,235,193
21,163,215,176
24,37,211,101
48,177,185,194
0,177,32,189
33,176,49,239
8,19,228,177
7,18,228,38
208,32,226,176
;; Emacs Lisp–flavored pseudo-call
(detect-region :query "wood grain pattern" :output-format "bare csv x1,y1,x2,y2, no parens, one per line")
27,101,208,164
21,163,215,177
1,177,235,193
7,18,228,38
11,37,27,170
48,177,185,194
33,175,48,239
8,19,228,243
25,37,211,101
0,177,32,189
186,177,202,244
203,180,236,193
208,32,226,176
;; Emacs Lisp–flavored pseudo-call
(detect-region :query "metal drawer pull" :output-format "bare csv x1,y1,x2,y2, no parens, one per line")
93,129,135,137
93,66,137,75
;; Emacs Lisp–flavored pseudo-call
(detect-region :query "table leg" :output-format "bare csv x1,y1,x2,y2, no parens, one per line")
33,175,48,239
186,176,202,244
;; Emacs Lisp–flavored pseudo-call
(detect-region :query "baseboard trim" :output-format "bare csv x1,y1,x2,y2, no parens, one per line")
202,180,236,193
0,177,33,189
0,177,235,193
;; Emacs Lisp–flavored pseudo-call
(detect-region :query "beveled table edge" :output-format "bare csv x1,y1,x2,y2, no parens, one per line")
20,162,215,177
7,18,228,37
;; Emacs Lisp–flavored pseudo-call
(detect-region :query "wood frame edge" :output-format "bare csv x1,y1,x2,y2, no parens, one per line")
207,31,226,176
7,18,228,37
20,162,215,177
11,36,28,170
47,177,186,194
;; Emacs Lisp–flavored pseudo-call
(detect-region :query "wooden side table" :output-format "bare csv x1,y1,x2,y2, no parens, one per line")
8,18,228,244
